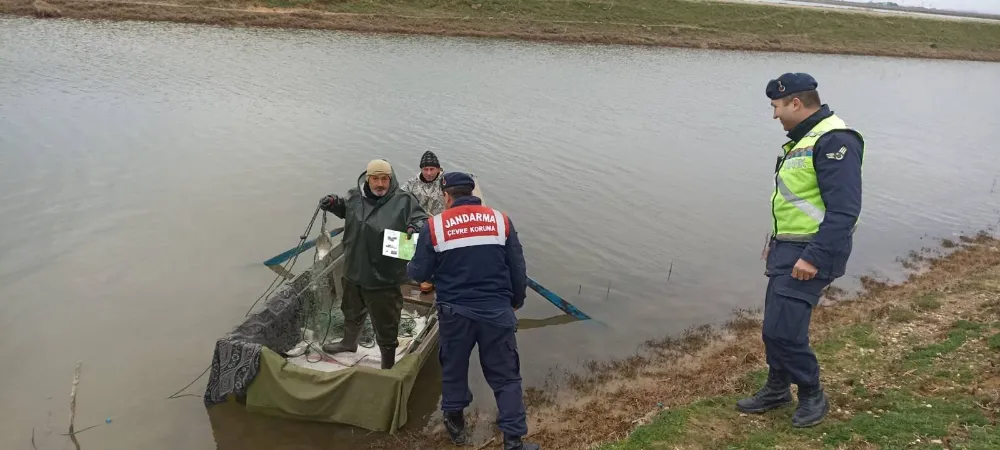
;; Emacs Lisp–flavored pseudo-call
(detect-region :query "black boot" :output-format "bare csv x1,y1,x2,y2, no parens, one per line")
380,346,396,370
443,411,466,445
322,324,360,354
735,368,793,413
792,384,829,427
504,434,540,450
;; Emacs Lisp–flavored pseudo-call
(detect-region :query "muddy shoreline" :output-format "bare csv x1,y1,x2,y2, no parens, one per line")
356,231,1000,449
5,0,1000,62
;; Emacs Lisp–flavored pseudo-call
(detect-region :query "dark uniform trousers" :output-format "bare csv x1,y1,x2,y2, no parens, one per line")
437,303,528,437
340,277,404,350
763,241,841,387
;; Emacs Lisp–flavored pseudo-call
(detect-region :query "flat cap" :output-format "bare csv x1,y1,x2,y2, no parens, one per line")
441,172,475,190
766,73,818,100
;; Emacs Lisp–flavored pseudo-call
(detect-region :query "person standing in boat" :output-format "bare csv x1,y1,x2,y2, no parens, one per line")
317,159,429,370
401,150,447,294
406,172,539,450
401,150,447,216
737,73,864,428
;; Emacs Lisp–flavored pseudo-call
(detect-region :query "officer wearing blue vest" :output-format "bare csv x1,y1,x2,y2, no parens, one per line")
406,172,539,450
736,73,864,428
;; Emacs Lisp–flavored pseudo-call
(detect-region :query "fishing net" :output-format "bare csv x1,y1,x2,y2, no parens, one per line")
304,310,418,348
206,210,425,407
297,241,418,348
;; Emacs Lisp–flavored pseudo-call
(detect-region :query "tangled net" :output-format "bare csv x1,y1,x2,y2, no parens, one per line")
306,310,416,348
297,245,419,350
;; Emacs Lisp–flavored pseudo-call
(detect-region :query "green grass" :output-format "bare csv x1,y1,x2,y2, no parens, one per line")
904,320,982,368
818,391,991,448
248,0,1000,55
596,402,692,450
597,316,1000,450
988,332,1000,351
598,389,996,450
9,0,1000,61
888,306,919,323
914,292,944,311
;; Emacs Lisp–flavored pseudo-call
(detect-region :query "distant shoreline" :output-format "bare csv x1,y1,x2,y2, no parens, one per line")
793,0,1000,22
4,0,1000,62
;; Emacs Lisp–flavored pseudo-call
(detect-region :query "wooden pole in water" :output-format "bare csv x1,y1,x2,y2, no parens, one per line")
68,361,82,450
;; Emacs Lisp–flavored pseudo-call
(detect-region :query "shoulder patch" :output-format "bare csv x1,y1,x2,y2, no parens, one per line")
825,146,847,161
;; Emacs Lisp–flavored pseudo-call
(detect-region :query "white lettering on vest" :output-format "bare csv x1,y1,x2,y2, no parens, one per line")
444,212,497,229
432,208,507,252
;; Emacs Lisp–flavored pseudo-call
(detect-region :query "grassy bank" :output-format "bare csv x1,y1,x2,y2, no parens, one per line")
583,232,1000,450
364,232,1000,449
5,0,1000,62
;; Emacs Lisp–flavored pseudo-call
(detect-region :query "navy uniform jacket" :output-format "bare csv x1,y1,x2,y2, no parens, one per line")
406,196,527,328
770,104,864,285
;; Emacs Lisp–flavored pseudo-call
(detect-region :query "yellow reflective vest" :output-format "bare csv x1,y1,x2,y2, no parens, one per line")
771,114,865,241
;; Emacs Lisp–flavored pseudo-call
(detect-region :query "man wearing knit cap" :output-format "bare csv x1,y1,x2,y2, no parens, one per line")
402,150,447,216
317,158,429,370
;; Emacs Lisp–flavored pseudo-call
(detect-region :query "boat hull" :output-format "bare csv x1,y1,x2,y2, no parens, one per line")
204,233,439,433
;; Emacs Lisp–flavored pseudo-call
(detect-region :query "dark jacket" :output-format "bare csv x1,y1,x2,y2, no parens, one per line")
406,196,527,328
325,171,428,289
773,104,864,280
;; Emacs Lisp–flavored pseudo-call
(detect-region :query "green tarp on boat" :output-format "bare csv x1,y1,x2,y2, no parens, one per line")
204,232,440,433
246,340,434,432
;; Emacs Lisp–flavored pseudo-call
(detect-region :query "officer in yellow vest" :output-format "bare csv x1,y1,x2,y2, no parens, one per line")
736,73,864,428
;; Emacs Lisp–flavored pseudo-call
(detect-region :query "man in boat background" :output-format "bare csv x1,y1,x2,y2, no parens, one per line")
737,73,864,428
401,150,447,216
406,172,539,450
317,158,429,370
401,150,447,294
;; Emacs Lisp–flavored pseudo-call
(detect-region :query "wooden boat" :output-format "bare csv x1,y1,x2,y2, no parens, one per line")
203,225,441,432
202,176,588,433
201,177,486,433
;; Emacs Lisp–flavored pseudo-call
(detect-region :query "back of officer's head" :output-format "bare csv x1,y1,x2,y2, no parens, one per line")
779,90,821,109
441,172,475,209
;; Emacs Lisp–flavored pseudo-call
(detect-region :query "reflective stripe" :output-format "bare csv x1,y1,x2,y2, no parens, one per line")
775,223,858,243
434,234,506,252
786,147,813,159
431,208,507,252
774,233,815,242
775,174,825,224
492,209,506,238
432,214,446,247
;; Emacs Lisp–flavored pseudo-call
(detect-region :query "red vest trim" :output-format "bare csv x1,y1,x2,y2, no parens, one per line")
428,205,508,252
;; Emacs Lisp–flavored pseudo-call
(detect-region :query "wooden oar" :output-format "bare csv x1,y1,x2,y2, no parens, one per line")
263,227,345,273
527,277,592,320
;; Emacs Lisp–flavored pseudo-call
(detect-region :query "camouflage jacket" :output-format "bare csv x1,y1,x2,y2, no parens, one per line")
401,172,446,216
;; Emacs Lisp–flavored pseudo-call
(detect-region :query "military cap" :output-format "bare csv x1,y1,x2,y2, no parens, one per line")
766,73,818,100
441,172,475,190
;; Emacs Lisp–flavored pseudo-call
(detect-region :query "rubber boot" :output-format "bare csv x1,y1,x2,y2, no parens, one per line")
792,384,829,427
503,434,540,450
735,368,793,413
322,324,360,354
443,411,466,445
380,346,396,370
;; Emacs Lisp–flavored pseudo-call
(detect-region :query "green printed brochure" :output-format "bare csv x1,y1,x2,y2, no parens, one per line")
382,230,418,260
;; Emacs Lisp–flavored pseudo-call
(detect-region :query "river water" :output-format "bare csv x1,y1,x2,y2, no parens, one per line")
2,15,1000,450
